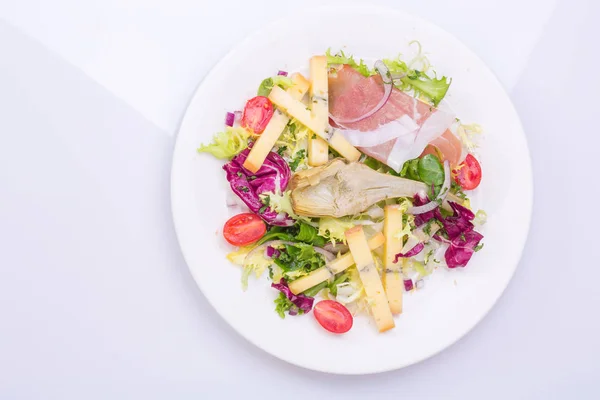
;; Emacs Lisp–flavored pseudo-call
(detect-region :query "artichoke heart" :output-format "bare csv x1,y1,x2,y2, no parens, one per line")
290,159,427,218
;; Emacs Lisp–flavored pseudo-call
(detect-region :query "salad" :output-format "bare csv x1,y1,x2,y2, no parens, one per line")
198,43,486,334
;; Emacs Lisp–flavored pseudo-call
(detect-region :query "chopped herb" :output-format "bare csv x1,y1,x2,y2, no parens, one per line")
259,205,268,214
474,243,484,252
423,220,434,236
460,233,466,241
450,181,468,201
238,186,249,192
287,122,297,134
277,146,288,156
424,249,434,264
262,196,271,206
311,134,317,139
289,149,307,171
236,171,243,178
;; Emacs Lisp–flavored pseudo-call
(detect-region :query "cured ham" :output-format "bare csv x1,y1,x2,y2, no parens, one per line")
420,129,463,167
329,65,456,171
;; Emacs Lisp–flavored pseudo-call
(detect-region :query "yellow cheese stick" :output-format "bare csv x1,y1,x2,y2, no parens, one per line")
309,56,329,126
288,232,385,295
345,226,395,332
243,73,310,173
268,86,361,162
308,56,330,166
383,205,404,314
308,134,329,166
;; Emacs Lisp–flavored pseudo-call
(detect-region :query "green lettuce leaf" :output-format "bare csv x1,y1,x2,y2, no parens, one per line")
274,243,326,277
274,292,302,319
326,48,373,77
326,46,451,106
318,217,355,244
257,76,294,97
197,127,249,159
383,58,451,106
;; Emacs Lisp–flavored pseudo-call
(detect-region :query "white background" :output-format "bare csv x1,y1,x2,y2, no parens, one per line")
0,0,598,398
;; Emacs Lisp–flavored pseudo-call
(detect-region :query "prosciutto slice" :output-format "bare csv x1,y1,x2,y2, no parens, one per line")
420,129,463,167
329,65,456,171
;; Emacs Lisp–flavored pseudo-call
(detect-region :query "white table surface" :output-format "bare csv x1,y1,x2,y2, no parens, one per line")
0,0,598,398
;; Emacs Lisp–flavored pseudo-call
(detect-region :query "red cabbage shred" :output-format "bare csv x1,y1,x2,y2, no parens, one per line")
411,193,484,269
223,146,293,226
271,279,314,314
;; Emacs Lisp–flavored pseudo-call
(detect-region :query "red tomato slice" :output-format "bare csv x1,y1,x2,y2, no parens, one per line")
223,213,266,246
454,154,482,190
241,96,274,134
314,300,353,334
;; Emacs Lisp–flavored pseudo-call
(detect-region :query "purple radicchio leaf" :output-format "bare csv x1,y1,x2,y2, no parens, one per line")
413,192,443,226
445,230,484,268
271,278,314,314
223,146,293,226
441,201,476,240
393,242,425,263
266,246,280,258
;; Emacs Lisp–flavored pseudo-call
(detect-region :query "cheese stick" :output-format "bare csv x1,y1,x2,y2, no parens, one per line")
268,85,361,162
288,232,384,295
308,56,330,166
308,134,329,166
345,226,395,332
383,205,404,314
243,73,310,173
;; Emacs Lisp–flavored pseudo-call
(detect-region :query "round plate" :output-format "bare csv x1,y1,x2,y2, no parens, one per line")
171,5,532,374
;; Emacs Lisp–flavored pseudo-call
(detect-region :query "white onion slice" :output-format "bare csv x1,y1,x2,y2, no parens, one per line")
330,60,393,125
324,242,349,254
407,160,451,215
313,247,335,262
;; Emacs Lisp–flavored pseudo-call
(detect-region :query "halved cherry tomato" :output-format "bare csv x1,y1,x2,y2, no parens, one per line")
314,300,353,334
223,213,266,246
241,96,273,134
454,154,482,190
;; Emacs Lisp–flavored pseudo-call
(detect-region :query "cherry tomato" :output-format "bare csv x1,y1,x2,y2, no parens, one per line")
454,154,482,190
314,300,353,334
223,213,266,246
241,96,274,134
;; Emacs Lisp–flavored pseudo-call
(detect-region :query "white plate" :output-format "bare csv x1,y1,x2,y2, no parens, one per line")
171,5,532,374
